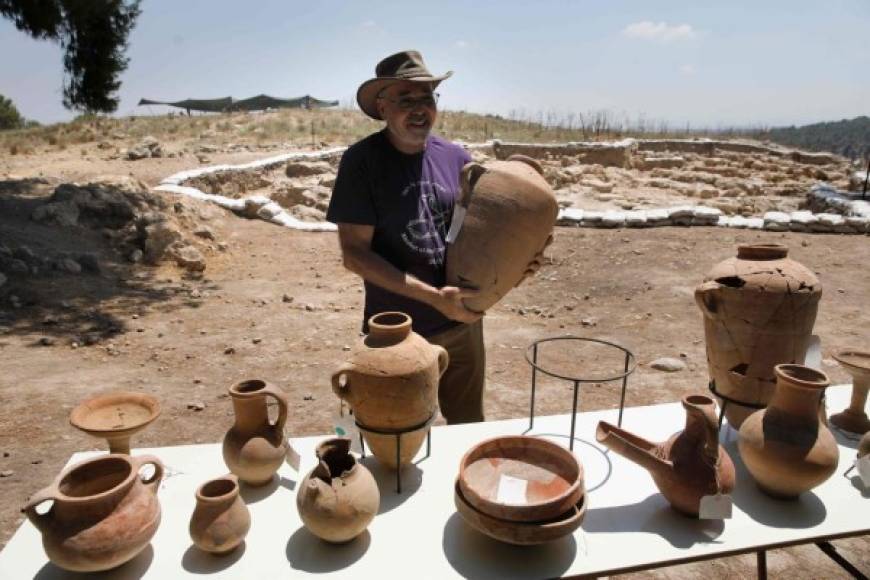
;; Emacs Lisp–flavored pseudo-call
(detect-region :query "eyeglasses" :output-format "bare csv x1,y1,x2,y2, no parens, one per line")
377,92,440,110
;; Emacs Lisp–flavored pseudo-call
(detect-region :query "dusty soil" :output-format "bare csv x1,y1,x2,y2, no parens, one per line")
0,144,868,578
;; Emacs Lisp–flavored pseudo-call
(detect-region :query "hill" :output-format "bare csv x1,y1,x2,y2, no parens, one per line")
762,116,870,160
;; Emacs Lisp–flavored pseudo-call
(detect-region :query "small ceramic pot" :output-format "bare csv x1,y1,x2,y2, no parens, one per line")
189,474,251,554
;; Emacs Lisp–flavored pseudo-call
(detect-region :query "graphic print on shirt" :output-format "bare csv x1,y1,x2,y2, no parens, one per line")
399,180,452,266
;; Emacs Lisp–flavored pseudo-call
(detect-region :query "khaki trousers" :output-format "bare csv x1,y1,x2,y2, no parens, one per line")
427,319,485,424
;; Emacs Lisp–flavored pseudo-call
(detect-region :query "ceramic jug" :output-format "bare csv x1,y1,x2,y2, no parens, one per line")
596,395,735,517
695,244,821,428
296,437,380,543
222,379,289,486
332,312,448,468
189,474,250,554
23,454,163,572
738,364,839,498
446,154,558,313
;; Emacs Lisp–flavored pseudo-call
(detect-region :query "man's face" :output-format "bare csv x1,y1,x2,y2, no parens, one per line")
377,80,438,151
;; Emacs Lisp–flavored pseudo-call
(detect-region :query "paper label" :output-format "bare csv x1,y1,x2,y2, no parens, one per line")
804,335,822,370
284,441,301,471
333,411,363,454
857,456,870,488
699,494,733,520
445,205,467,244
496,475,529,505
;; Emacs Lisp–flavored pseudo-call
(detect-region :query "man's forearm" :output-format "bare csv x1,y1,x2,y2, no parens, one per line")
342,245,441,308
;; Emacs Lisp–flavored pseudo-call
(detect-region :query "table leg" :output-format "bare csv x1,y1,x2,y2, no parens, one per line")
757,550,767,580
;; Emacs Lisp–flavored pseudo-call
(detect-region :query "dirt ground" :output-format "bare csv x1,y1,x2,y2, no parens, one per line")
0,146,868,578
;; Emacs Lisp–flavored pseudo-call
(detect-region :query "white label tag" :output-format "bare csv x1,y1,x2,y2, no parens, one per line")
496,474,529,505
333,412,363,454
857,456,870,488
804,335,822,370
284,440,301,471
699,494,733,520
445,205,467,244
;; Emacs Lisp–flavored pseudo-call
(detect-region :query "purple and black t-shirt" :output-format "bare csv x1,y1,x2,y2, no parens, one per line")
326,130,472,337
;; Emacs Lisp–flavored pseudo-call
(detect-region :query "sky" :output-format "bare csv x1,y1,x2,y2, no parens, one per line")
1,0,869,128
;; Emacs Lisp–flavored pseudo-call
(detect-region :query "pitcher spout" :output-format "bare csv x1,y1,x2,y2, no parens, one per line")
596,421,673,479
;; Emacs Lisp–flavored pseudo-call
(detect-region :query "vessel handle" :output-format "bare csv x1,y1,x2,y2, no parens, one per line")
506,154,545,176
134,455,165,494
459,162,487,207
22,486,58,533
260,383,289,433
435,345,450,378
330,364,355,401
694,281,720,319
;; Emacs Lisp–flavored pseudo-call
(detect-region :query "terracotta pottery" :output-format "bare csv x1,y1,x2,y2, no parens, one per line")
23,454,163,573
830,349,870,434
332,312,448,469
596,394,736,517
296,437,380,543
695,244,822,428
446,154,558,313
454,479,586,546
222,379,290,486
189,474,250,554
458,435,583,522
69,391,161,454
738,364,839,499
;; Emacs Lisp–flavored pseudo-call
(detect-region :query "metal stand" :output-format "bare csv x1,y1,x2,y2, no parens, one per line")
756,544,867,579
708,380,766,428
355,413,435,494
525,336,636,451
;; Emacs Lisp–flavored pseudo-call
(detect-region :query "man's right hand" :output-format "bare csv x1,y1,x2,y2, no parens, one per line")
435,286,483,323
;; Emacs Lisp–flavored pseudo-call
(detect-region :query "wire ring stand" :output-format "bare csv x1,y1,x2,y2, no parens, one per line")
355,412,436,494
525,336,637,451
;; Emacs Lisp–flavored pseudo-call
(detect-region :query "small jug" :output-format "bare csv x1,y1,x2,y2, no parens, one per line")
189,474,251,554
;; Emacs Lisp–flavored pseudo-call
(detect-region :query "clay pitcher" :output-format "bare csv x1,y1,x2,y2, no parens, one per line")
296,437,380,543
446,154,558,313
596,395,736,517
695,244,821,428
332,312,448,469
189,474,251,554
738,364,839,498
222,379,289,486
23,454,163,572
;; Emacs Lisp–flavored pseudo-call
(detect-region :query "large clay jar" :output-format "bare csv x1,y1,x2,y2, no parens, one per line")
22,454,163,572
332,312,448,469
446,155,558,313
596,395,736,517
189,474,251,554
222,379,289,486
738,364,839,498
296,437,380,543
695,244,821,428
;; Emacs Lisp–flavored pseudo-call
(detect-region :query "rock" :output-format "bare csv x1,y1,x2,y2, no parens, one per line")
126,147,150,161
193,226,215,240
9,259,29,274
31,200,80,226
581,317,597,327
650,357,687,372
285,160,333,178
196,154,211,164
252,337,262,344
0,470,14,478
187,401,206,411
128,248,144,263
143,222,182,263
38,337,55,346
61,258,82,274
224,346,235,355
173,245,206,272
282,293,294,303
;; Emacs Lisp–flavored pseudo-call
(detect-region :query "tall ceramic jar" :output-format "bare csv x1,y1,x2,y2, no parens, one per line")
296,437,380,543
189,474,251,554
22,454,163,573
222,379,289,486
446,155,558,313
738,364,839,498
331,312,448,469
695,244,821,428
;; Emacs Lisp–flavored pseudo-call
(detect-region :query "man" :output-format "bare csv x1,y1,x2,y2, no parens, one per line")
327,50,543,425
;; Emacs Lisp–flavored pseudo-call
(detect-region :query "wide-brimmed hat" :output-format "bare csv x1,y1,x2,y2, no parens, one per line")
357,50,452,120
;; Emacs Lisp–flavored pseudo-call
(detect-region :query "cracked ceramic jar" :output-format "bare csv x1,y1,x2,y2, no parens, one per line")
331,312,448,469
738,364,839,498
446,155,558,313
23,454,163,573
695,244,821,428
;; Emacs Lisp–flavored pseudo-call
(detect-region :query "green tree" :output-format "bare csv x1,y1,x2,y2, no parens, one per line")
0,0,141,114
0,94,24,130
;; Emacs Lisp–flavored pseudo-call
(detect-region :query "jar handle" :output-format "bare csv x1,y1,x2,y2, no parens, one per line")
134,455,165,494
507,154,545,176
261,383,289,433
331,364,355,401
694,281,720,319
435,345,449,378
459,162,487,207
22,486,59,533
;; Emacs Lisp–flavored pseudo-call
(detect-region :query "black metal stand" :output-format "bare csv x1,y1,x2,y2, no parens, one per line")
708,380,767,428
525,336,636,451
355,413,435,494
